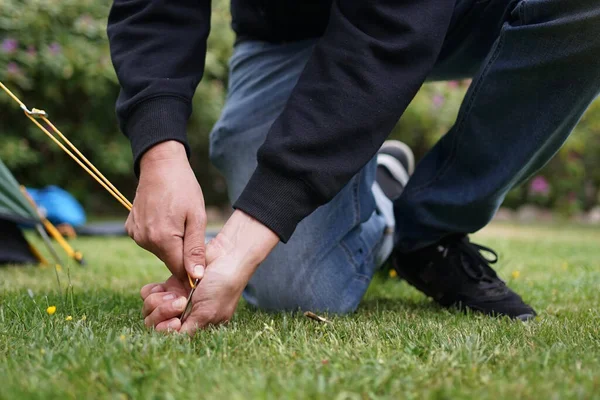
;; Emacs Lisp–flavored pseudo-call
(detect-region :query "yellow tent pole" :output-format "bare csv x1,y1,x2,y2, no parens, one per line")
20,186,85,265
28,242,49,266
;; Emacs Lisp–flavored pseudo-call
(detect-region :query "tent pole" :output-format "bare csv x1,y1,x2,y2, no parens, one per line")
35,224,64,290
20,186,85,266
28,242,49,266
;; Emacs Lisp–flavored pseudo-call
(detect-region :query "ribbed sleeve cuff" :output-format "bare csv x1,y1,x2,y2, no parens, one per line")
233,165,322,243
125,96,192,176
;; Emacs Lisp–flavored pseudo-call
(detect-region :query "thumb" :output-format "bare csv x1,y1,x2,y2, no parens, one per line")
183,210,207,280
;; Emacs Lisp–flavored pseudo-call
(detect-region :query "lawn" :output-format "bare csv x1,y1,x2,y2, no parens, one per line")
1,222,599,399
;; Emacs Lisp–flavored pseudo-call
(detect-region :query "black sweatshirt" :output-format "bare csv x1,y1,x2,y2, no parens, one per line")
107,0,456,242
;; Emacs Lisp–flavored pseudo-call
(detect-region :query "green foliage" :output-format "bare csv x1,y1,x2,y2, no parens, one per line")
1,223,600,398
0,0,233,213
1,0,598,214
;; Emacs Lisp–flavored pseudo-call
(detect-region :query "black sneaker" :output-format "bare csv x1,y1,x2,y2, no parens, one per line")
392,235,536,320
376,140,415,201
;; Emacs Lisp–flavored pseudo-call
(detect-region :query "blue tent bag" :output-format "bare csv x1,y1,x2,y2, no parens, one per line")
26,186,86,227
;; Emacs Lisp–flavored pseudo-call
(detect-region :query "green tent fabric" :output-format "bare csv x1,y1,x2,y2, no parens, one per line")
0,158,39,224
0,158,41,264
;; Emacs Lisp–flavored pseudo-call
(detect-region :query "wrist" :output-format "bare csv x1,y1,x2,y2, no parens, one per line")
140,141,188,169
216,210,279,274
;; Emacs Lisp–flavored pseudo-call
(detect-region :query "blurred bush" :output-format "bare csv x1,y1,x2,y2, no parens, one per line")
0,0,233,214
1,0,598,216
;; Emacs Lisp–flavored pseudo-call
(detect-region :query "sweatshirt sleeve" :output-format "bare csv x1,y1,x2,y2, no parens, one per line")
107,0,211,174
233,0,455,242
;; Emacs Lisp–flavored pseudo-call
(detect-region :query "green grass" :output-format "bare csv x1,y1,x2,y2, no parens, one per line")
1,222,599,399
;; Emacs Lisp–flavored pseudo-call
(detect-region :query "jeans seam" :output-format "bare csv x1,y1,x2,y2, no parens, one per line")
353,169,362,226
339,240,359,269
520,0,528,23
407,25,508,197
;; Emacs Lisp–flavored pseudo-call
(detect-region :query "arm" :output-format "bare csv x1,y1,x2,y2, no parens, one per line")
107,0,212,281
234,0,455,242
108,0,212,172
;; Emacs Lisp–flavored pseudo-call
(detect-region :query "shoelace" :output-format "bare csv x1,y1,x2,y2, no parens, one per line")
443,236,503,287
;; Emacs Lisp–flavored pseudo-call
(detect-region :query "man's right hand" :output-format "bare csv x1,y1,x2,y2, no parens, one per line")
126,141,207,282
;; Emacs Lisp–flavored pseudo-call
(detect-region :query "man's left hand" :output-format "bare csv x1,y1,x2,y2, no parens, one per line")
141,210,279,334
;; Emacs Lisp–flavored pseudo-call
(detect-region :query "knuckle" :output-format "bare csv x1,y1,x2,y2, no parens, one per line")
153,304,169,321
190,210,207,227
187,245,205,258
145,293,161,309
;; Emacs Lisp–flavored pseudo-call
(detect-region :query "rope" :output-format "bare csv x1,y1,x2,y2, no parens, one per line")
1,81,197,289
0,81,132,211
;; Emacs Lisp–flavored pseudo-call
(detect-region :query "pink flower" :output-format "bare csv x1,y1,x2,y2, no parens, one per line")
6,62,21,75
448,81,459,89
26,45,37,57
48,42,62,55
432,94,445,108
1,38,18,53
529,176,550,196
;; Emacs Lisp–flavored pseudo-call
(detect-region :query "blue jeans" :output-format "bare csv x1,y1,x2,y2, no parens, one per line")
209,0,600,313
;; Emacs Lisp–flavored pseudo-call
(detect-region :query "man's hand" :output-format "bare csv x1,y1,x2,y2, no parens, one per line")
140,210,279,335
126,141,207,282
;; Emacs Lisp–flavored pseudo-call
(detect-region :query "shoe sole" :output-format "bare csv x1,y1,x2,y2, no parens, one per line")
380,140,415,175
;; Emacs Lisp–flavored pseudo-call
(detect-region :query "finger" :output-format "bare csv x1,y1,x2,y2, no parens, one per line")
155,317,182,333
156,237,186,282
162,275,191,297
142,292,180,317
125,212,135,240
140,283,165,300
183,210,207,280
144,296,187,328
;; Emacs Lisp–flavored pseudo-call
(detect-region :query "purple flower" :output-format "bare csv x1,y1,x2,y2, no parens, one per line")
432,94,445,108
1,38,18,54
48,42,62,55
530,176,550,196
26,45,37,57
6,62,21,75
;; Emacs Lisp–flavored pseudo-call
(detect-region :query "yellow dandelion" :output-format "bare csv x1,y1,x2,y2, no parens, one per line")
55,264,62,272
119,334,126,341
511,271,521,279
65,315,73,321
389,269,398,278
46,306,56,315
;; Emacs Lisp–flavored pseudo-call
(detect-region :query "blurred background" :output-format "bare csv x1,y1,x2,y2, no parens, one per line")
1,0,599,224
